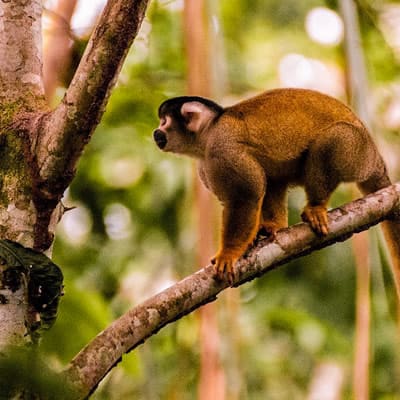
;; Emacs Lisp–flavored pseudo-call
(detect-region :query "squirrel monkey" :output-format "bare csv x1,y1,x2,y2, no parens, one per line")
153,88,400,291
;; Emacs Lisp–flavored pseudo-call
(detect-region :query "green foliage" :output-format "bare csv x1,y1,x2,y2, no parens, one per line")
0,348,76,399
364,29,399,83
41,281,111,362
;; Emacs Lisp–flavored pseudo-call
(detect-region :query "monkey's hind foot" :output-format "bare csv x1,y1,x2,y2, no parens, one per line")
211,251,239,285
301,204,329,236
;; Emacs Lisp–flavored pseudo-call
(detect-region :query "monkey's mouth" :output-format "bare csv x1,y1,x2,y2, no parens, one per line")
153,130,167,149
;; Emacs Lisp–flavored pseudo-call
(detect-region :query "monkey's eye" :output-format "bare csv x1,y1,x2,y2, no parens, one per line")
160,117,166,126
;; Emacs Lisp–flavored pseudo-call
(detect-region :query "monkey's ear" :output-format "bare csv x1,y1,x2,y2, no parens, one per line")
181,101,217,133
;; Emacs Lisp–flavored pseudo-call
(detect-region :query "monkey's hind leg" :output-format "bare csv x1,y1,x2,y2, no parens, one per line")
259,181,288,240
301,134,340,235
301,203,331,235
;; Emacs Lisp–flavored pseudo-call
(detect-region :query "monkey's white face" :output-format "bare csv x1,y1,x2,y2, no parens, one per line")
153,114,193,154
153,100,219,157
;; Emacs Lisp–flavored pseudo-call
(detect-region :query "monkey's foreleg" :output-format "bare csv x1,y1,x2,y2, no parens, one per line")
212,197,263,284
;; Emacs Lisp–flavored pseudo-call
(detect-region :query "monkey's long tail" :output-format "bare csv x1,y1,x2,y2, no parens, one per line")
381,220,400,301
358,175,400,302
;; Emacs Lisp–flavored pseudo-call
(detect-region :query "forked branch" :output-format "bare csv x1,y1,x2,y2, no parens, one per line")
37,0,150,189
64,183,400,398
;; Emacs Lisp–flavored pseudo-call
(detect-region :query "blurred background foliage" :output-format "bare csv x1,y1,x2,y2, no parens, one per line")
38,0,400,398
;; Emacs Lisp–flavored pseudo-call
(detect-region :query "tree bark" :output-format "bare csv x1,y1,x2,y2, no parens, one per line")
64,184,400,399
0,0,47,350
0,0,45,107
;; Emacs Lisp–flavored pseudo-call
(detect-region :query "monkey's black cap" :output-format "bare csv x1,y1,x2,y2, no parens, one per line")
158,96,223,118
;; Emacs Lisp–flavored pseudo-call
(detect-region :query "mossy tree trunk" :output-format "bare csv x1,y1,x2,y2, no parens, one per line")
0,0,49,349
0,0,150,353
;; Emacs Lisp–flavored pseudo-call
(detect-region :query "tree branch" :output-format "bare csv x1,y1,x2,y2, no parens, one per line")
37,0,150,188
64,183,400,398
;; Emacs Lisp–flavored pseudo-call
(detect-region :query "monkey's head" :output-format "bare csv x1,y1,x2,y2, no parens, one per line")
153,96,223,156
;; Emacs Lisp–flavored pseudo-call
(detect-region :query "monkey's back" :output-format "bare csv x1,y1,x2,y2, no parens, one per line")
223,88,364,163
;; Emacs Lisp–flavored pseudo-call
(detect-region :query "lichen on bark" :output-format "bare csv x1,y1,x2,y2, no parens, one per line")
0,262,30,348
0,127,36,244
0,0,54,353
0,0,45,105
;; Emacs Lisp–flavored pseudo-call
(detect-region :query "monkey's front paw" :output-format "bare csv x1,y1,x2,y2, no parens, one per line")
211,252,238,285
301,205,329,235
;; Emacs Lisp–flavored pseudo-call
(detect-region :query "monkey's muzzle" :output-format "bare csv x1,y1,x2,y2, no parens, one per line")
153,129,167,149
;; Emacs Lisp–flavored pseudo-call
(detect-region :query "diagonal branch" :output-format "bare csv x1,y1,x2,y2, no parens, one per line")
37,0,150,191
64,183,400,398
